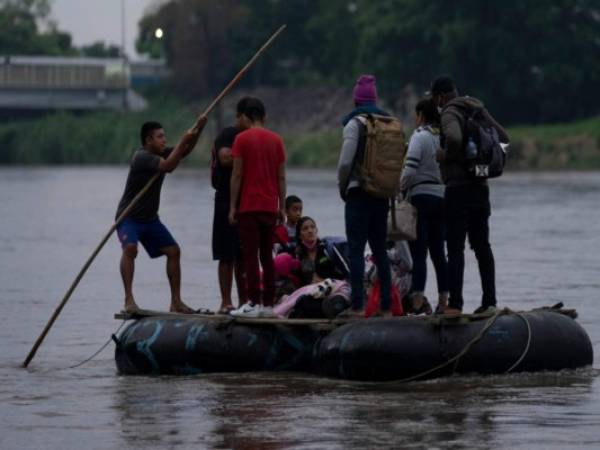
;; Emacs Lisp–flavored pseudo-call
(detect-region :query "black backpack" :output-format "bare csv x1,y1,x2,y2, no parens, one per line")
463,107,506,179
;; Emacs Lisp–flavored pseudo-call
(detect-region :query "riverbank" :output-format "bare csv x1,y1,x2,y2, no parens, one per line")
507,116,600,169
1,96,599,169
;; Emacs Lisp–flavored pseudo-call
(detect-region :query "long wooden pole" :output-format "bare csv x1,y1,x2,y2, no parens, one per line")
190,24,286,131
22,24,287,368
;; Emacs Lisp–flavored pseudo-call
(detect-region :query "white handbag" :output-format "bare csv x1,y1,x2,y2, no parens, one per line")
387,195,417,241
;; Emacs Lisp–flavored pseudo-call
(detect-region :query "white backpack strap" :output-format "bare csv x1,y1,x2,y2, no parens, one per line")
355,115,368,126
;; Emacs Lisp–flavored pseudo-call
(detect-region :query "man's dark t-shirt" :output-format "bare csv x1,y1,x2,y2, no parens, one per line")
213,127,240,202
115,147,173,222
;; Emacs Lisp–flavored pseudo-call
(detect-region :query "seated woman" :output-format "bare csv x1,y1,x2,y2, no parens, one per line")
274,217,350,318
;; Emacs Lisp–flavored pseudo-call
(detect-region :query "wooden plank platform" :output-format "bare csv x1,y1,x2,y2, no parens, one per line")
114,308,336,326
114,305,577,327
113,308,504,328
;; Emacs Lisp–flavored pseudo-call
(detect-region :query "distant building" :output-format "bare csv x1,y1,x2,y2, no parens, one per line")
130,59,170,89
0,56,168,112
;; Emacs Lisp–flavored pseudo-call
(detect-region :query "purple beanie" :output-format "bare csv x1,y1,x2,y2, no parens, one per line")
353,74,378,105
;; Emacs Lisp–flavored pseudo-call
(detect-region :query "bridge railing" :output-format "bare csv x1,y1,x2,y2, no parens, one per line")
0,56,128,89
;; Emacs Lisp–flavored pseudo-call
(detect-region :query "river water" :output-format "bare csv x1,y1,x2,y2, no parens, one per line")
1,167,598,449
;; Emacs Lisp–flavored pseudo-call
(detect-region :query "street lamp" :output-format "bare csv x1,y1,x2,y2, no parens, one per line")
155,28,164,39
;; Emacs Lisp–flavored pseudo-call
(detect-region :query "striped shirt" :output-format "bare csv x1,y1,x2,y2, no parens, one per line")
400,126,444,198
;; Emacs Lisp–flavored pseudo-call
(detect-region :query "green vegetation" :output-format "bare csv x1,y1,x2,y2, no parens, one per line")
285,130,342,167
507,116,600,170
0,0,124,57
1,101,599,169
2,0,599,168
0,97,344,167
136,0,600,125
0,97,197,165
0,0,72,56
286,117,600,170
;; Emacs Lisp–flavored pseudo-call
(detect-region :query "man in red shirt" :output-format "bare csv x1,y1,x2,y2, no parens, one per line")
229,97,286,317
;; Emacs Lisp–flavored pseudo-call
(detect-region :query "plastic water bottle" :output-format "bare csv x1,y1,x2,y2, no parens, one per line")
466,137,477,159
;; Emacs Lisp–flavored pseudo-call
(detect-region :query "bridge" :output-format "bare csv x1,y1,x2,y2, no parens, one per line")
0,56,168,112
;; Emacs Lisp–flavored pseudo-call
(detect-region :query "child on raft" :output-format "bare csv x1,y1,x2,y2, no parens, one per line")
273,195,303,254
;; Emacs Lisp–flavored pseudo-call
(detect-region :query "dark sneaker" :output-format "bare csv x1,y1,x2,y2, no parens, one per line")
337,308,365,319
473,305,497,315
437,306,463,315
405,294,433,315
413,296,433,315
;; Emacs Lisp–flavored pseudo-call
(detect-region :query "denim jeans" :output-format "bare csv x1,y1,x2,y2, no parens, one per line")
344,188,391,310
444,184,496,310
408,194,448,295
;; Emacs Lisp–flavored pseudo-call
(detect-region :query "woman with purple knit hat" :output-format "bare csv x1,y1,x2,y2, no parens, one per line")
337,74,393,317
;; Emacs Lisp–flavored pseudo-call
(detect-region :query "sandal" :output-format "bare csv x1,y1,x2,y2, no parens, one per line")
217,305,235,315
123,303,140,314
170,302,196,314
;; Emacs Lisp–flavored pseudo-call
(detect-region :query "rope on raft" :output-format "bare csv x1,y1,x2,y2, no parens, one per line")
394,307,533,383
65,318,129,370
39,319,128,373
505,311,532,373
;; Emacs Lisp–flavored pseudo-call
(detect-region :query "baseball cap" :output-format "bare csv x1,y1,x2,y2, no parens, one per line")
429,76,456,96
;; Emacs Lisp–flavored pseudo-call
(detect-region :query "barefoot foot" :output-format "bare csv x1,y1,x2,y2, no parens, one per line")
124,297,139,314
170,301,195,314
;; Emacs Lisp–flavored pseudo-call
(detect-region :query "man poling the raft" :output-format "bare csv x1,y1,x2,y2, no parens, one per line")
116,118,208,315
22,25,288,368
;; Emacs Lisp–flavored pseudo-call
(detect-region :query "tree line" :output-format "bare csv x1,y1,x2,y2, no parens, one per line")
1,0,599,125
136,0,600,125
0,0,121,58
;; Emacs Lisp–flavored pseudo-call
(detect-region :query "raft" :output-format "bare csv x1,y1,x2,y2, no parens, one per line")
113,307,593,381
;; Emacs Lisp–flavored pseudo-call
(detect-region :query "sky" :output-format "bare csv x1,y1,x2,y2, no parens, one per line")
50,0,161,59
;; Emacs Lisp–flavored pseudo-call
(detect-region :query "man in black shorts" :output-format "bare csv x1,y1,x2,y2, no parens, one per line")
211,98,251,314
116,116,207,313
211,97,249,314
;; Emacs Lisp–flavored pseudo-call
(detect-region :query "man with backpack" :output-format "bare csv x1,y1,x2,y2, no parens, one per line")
431,75,509,315
211,98,251,314
337,74,406,317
